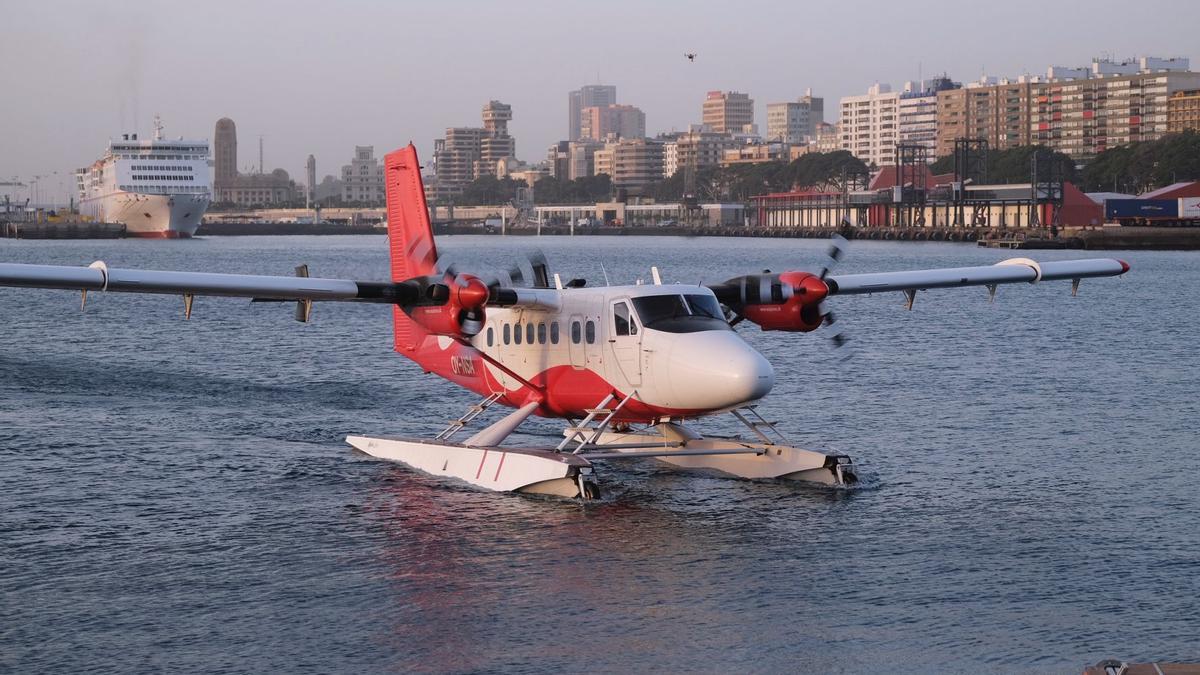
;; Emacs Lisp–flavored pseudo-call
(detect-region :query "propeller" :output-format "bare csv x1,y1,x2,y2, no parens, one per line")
817,235,852,358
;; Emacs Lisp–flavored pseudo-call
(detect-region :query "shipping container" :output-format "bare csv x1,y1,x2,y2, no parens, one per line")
1180,198,1200,219
1105,199,1179,220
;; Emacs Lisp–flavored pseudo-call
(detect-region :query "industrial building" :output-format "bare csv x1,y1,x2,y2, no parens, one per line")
752,143,1101,230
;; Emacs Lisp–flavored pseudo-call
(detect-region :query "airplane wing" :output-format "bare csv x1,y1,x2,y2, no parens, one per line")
0,260,562,317
708,256,1130,332
0,262,408,302
826,258,1129,296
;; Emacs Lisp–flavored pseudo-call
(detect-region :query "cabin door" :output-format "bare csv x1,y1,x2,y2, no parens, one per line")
608,298,642,387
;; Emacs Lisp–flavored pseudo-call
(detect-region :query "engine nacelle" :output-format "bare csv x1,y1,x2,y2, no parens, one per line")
716,271,829,332
406,274,489,338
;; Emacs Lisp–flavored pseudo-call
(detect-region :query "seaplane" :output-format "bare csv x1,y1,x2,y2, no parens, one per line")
0,145,1130,500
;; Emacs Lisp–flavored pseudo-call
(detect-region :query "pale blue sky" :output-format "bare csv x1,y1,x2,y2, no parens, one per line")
2,0,1197,202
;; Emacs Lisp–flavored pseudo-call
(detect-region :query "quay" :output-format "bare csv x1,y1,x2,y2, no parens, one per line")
3,221,125,239
196,221,385,236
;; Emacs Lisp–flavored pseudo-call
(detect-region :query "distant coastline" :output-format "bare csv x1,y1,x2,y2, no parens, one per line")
188,221,1200,251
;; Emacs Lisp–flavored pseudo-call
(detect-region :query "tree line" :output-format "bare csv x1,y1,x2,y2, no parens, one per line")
929,131,1200,193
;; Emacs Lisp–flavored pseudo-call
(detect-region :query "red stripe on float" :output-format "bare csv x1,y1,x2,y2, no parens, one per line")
493,452,506,482
475,449,489,480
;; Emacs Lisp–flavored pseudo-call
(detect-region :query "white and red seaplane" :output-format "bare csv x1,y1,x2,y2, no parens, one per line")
0,145,1130,499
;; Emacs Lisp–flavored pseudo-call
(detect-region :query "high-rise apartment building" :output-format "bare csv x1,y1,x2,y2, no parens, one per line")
434,127,485,189
546,141,571,179
674,128,742,173
340,146,385,204
814,122,841,153
933,57,1200,161
568,84,617,141
477,100,516,178
766,91,824,143
610,138,665,189
897,77,959,159
593,146,614,178
1029,65,1200,160
431,100,519,197
1168,89,1200,133
567,141,603,180
840,84,900,167
662,141,679,178
702,91,755,133
934,78,1033,157
580,104,646,141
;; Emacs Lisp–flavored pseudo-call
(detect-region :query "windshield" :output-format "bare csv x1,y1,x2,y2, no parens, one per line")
685,294,724,320
632,294,731,333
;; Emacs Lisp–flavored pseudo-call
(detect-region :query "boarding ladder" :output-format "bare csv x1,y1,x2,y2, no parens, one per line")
435,392,504,441
730,405,789,445
556,391,637,454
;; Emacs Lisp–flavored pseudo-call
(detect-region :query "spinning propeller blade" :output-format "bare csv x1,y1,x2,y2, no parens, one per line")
818,235,851,357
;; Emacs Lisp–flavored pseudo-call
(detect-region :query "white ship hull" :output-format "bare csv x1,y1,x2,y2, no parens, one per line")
81,191,209,238
76,122,211,239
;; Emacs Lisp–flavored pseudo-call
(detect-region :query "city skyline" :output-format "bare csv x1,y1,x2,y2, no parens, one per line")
2,0,1199,203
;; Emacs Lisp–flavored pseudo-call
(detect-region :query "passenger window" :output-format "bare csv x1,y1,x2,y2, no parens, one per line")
514,323,522,344
585,320,596,344
526,323,535,345
486,326,493,347
550,322,560,344
571,321,581,344
503,324,510,345
537,322,547,344
614,302,631,336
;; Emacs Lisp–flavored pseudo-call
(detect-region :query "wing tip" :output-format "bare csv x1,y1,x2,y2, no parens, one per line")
1118,259,1130,274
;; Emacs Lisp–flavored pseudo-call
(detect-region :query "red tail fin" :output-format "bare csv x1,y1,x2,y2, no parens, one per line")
384,144,438,352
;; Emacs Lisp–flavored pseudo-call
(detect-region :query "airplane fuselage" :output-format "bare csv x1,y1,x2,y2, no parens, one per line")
402,283,774,422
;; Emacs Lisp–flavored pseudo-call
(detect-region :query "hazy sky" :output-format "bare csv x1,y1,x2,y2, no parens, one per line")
2,0,1197,202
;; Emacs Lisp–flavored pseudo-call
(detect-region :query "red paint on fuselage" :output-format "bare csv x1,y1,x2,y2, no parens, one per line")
404,334,706,423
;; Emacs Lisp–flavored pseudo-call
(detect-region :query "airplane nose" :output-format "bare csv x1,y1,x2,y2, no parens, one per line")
663,332,774,410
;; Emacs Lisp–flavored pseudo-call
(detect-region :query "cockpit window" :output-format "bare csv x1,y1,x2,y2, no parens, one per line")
631,294,688,324
632,294,731,334
685,294,725,320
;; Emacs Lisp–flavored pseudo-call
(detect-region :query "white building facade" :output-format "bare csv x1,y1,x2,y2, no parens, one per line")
341,146,384,204
840,83,900,167
766,92,824,143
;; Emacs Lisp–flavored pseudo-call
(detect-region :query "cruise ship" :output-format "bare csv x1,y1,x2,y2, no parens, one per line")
76,117,211,238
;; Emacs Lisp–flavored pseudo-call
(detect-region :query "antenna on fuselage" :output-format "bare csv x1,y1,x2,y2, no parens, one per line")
600,263,610,286
651,267,662,285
